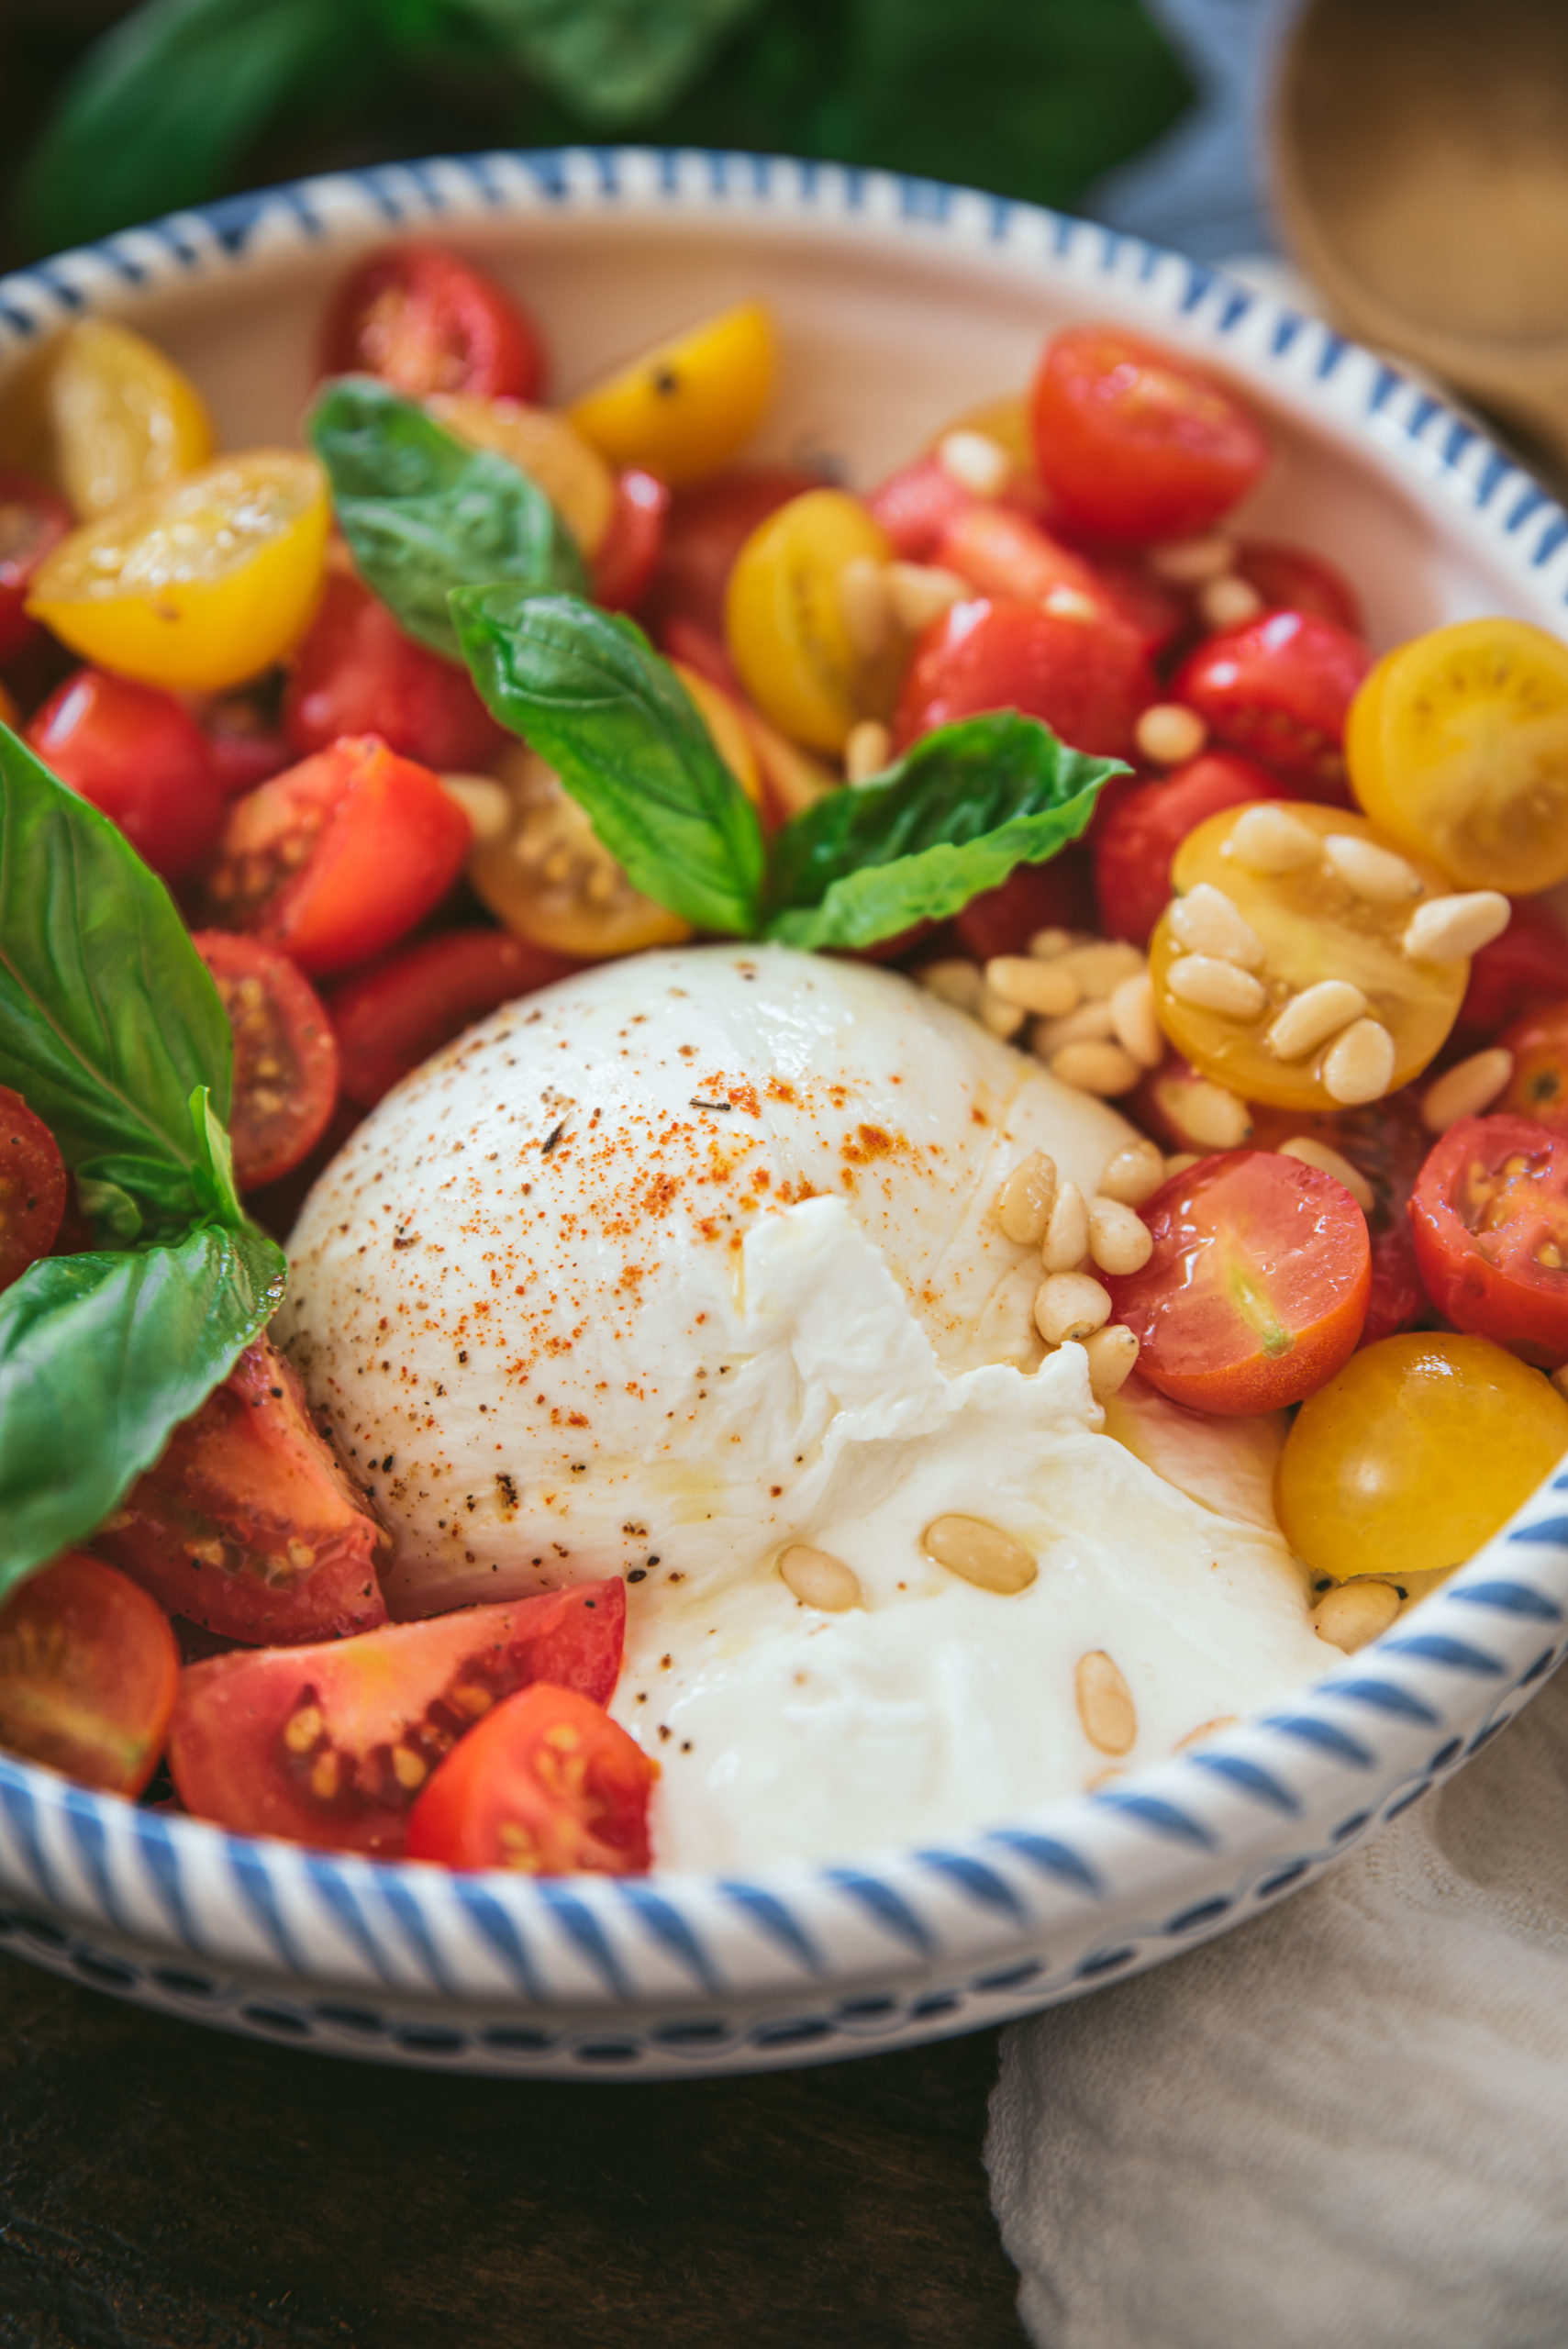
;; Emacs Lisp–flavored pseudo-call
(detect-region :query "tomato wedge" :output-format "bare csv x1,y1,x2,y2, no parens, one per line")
591,467,672,612
1234,540,1363,635
894,595,1156,762
933,503,1184,659
953,850,1095,962
320,240,545,403
1462,901,1568,1040
28,667,225,884
193,931,339,1187
1173,610,1371,797
1249,1092,1429,1347
169,1582,625,1854
0,1553,177,1796
1093,750,1289,946
406,1681,655,1876
1410,1113,1568,1369
1104,1149,1371,1412
94,1336,387,1643
1499,1000,1568,1133
328,927,576,1108
0,1084,66,1292
283,568,502,770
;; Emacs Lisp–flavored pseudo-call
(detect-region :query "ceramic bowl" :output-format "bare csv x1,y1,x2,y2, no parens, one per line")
4,149,1567,2079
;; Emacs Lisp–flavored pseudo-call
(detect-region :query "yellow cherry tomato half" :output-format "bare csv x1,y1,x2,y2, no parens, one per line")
1347,617,1568,895
726,488,898,754
27,450,328,692
1276,1330,1568,1590
0,317,214,519
568,302,774,488
468,741,691,961
1149,800,1467,1112
426,392,615,556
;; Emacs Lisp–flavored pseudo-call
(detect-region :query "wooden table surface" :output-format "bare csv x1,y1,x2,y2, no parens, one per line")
0,1950,1027,2348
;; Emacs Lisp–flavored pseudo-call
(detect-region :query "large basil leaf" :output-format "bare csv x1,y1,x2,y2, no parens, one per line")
0,723,231,1233
0,1220,286,1601
309,378,588,660
452,586,766,937
764,712,1123,951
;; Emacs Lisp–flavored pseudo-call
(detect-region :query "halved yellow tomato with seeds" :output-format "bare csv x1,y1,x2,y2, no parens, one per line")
569,302,775,487
726,487,899,753
0,317,214,518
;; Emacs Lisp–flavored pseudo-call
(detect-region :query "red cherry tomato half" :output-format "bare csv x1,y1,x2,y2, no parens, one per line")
1249,1092,1430,1347
646,462,826,637
591,467,672,612
319,240,544,402
1234,540,1363,635
0,1553,177,1797
406,1679,656,1876
193,930,339,1187
933,504,1184,659
168,1580,625,1855
1173,610,1372,797
329,927,577,1108
284,568,502,771
243,1097,362,1247
1462,901,1568,1040
1093,750,1289,946
895,595,1155,762
27,666,225,882
207,733,471,977
0,469,71,665
954,847,1096,962
866,455,977,563
94,1335,387,1644
1411,1114,1568,1369
1499,1000,1568,1134
1105,1149,1371,1412
192,688,290,796
0,1084,65,1293
1029,325,1269,545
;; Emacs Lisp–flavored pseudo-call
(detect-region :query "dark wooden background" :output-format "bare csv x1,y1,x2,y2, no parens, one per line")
0,1949,1027,2347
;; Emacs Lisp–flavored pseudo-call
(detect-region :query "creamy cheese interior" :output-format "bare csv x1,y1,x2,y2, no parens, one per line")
281,944,1328,1867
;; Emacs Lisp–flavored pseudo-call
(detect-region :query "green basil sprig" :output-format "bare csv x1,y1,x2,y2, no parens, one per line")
308,377,588,662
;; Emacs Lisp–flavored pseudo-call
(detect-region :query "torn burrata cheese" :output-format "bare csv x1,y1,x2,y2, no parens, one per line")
280,943,1327,1868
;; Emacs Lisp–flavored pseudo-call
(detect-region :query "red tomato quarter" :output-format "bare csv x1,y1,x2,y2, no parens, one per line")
193,930,339,1187
933,503,1184,659
591,467,672,612
1500,1000,1568,1134
320,240,544,402
646,462,823,637
1106,1149,1371,1412
1249,1092,1430,1347
895,595,1155,761
406,1680,656,1876
284,569,502,770
1173,610,1372,797
0,470,71,664
1411,1114,1568,1369
206,734,472,977
1093,751,1288,945
1234,540,1363,635
1029,325,1269,544
0,1085,65,1292
1464,908,1568,1041
28,667,225,882
168,1581,625,1854
329,926,576,1108
0,1553,177,1796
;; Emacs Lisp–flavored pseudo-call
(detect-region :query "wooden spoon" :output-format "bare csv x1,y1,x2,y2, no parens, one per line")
1273,0,1568,471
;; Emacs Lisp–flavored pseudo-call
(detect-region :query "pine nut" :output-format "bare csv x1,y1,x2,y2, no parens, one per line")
1266,978,1368,1060
995,1150,1058,1245
1199,573,1263,630
979,986,1028,1041
936,429,1012,496
780,1544,863,1611
1055,939,1146,999
1164,1151,1202,1177
1169,882,1264,968
845,718,891,782
1051,1041,1142,1097
1322,1017,1396,1105
1135,702,1207,766
1033,998,1116,1053
1224,804,1322,875
1403,890,1511,963
1041,1179,1090,1271
1075,1650,1137,1754
1034,1269,1113,1344
439,773,511,842
1088,1196,1153,1275
1173,1715,1239,1750
1422,1047,1514,1133
1166,955,1267,1019
922,1514,1037,1594
886,560,967,632
1028,927,1074,961
985,954,1081,1016
1312,1578,1401,1652
1096,1141,1166,1206
1164,1078,1251,1150
1278,1136,1374,1214
1148,532,1235,584
1323,832,1421,903
1109,970,1164,1067
1082,1321,1140,1397
838,555,891,659
917,958,984,1014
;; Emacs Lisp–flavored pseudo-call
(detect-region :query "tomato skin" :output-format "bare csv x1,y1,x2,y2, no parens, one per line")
406,1681,656,1876
207,734,472,978
1462,900,1568,1039
1173,610,1372,797
94,1336,387,1643
284,569,502,770
0,1553,177,1797
1249,1092,1430,1347
1105,1149,1371,1413
932,504,1184,659
591,468,671,613
1411,1113,1568,1368
329,927,577,1108
865,456,975,563
192,931,339,1188
0,469,70,662
194,689,291,796
1093,750,1290,945
28,667,225,883
1029,325,1269,544
645,463,824,638
894,596,1156,762
953,850,1095,961
169,1581,625,1855
0,1085,66,1293
1235,540,1363,635
320,240,544,402
1499,1000,1568,1132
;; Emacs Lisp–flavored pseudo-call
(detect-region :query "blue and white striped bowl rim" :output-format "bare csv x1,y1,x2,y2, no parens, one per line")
2,150,1566,2063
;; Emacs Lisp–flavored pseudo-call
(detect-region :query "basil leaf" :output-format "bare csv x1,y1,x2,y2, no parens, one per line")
764,712,1124,951
0,722,231,1230
308,378,588,661
0,1220,286,1601
452,586,766,938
